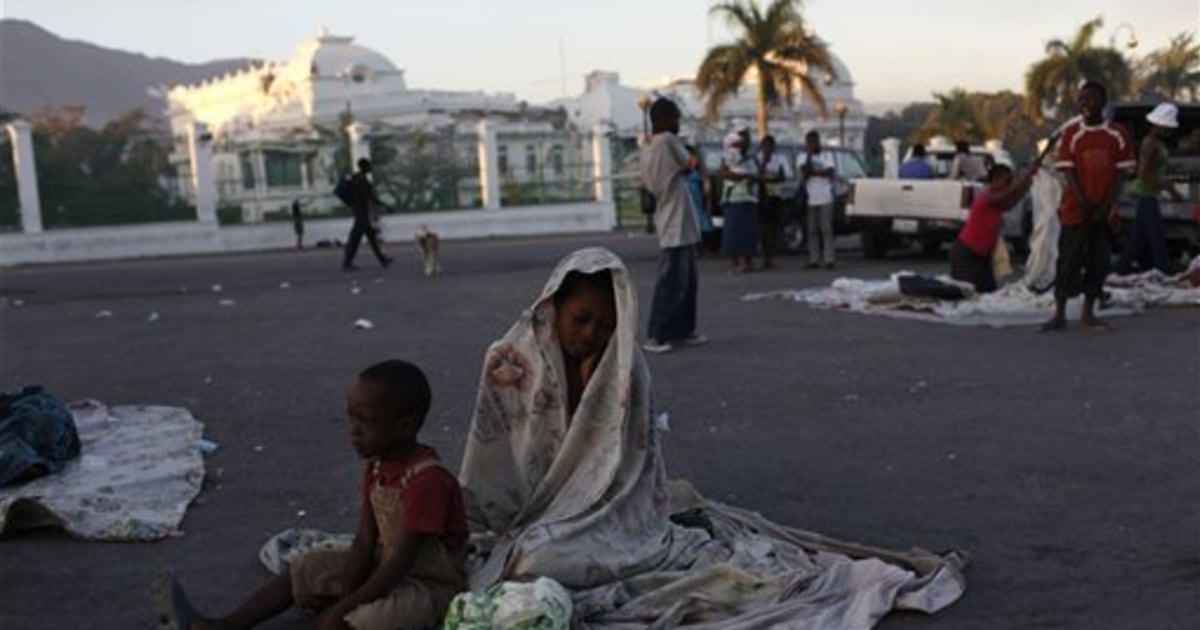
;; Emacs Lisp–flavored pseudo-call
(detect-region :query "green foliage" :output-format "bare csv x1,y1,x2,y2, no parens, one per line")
916,88,993,144
697,0,835,136
370,127,476,211
864,103,936,174
25,105,191,228
1136,32,1200,102
1024,17,1133,121
216,205,243,225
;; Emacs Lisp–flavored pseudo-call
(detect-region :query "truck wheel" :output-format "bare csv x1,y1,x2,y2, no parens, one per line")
861,224,888,259
920,235,943,257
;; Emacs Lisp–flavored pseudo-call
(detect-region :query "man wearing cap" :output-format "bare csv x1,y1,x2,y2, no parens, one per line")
1117,102,1185,275
1042,81,1136,332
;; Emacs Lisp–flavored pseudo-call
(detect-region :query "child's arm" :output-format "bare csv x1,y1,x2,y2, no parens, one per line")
341,501,378,597
322,528,431,628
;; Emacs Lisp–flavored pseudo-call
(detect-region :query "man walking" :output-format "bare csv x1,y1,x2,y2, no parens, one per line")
1042,81,1135,331
342,158,394,271
641,98,705,354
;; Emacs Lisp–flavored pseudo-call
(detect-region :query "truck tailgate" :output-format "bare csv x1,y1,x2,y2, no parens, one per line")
848,180,970,222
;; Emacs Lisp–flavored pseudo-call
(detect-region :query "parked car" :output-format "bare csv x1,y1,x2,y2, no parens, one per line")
697,142,868,253
1110,102,1200,261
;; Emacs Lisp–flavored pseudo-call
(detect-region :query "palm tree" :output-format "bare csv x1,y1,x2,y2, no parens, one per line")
916,89,993,144
1137,32,1200,102
696,0,835,137
1024,17,1133,121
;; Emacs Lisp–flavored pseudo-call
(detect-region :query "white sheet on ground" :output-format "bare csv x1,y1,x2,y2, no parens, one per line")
745,256,1200,327
0,401,205,540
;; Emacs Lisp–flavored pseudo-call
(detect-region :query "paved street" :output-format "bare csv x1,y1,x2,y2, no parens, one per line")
1,232,1197,629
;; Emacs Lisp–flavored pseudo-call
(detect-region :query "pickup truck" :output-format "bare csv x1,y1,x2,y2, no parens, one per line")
1111,103,1200,261
846,138,1016,258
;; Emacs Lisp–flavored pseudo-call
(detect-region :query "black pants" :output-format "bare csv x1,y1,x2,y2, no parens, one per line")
647,245,699,343
343,217,386,267
1054,222,1111,302
949,240,996,293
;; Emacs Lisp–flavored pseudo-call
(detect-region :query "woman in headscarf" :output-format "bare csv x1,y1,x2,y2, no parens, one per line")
719,129,762,273
459,247,966,628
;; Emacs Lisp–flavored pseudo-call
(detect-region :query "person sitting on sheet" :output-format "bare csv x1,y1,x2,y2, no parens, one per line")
458,247,966,628
950,155,1047,293
160,360,468,630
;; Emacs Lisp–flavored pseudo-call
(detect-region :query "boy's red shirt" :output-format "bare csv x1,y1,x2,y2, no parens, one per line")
360,445,468,555
1055,119,1136,226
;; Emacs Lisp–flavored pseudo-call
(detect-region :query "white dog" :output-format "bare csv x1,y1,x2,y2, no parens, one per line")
415,225,441,276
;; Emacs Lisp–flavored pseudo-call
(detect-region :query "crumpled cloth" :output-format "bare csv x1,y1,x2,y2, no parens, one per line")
0,401,204,540
444,577,573,630
259,528,354,575
0,386,80,487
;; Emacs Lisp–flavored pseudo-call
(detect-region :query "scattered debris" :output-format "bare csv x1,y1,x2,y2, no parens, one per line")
353,318,375,330
195,439,219,454
146,312,161,323
203,376,213,384
210,284,223,293
947,453,958,461
12,299,25,307
296,510,307,518
218,298,237,307
253,445,265,453
94,310,114,319
350,286,363,295
279,281,292,290
908,380,929,394
655,412,670,432
843,394,860,402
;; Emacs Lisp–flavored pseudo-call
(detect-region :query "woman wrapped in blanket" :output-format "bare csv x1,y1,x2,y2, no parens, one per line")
459,247,967,628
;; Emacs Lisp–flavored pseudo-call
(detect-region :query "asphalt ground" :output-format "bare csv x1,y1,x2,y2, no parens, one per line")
1,232,1197,629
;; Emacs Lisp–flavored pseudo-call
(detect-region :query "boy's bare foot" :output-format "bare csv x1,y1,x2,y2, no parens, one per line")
1039,317,1066,333
155,574,220,630
1081,315,1113,331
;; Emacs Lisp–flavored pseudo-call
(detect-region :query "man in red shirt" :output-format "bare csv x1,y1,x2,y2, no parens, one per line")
1043,82,1136,332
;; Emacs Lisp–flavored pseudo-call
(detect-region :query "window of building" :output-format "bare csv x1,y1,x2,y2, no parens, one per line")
240,152,256,190
497,146,509,175
264,151,303,188
525,144,537,175
550,145,564,175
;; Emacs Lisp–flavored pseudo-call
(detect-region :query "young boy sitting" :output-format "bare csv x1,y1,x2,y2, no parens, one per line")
162,359,468,630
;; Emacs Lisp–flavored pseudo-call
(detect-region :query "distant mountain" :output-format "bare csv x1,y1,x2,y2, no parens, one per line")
0,19,256,127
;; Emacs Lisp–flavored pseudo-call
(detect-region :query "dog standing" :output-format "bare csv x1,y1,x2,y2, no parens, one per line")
415,225,441,276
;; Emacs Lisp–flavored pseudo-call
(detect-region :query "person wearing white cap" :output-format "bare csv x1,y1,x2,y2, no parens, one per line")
720,127,762,273
1117,102,1185,274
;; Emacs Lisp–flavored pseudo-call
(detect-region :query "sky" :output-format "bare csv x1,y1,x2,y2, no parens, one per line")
5,0,1198,107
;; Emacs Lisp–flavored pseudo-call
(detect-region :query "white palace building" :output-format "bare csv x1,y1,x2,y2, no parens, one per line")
165,31,866,221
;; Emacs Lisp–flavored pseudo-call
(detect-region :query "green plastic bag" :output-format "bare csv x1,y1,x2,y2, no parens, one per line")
444,577,572,630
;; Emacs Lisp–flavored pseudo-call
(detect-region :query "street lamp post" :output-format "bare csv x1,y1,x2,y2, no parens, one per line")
636,94,654,233
1109,23,1139,51
636,94,652,145
834,102,848,147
